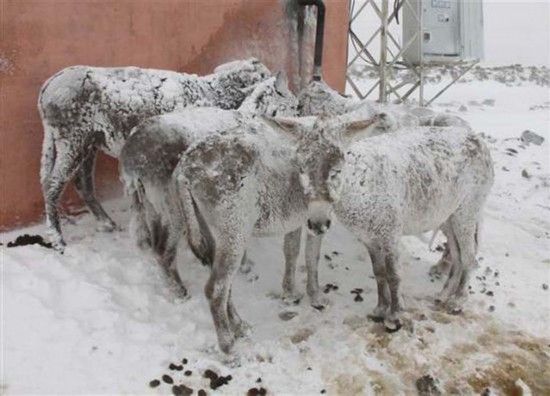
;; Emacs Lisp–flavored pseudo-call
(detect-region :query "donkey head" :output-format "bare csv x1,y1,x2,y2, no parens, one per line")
297,80,353,117
239,71,298,117
211,58,271,109
270,112,387,235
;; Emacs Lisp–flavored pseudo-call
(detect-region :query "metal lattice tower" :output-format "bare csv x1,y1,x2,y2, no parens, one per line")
347,0,481,106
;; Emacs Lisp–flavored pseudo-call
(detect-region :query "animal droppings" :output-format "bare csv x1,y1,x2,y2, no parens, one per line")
247,387,267,396
162,374,174,384
7,234,53,249
415,374,442,395
203,369,232,390
172,384,193,396
184,370,192,376
169,363,184,371
198,390,207,396
149,379,160,388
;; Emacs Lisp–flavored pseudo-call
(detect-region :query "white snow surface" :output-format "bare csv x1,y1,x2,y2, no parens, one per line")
2,77,550,395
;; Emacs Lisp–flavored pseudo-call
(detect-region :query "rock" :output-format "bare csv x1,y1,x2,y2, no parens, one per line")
279,311,298,321
543,283,548,290
522,169,531,179
521,130,545,146
415,374,441,395
489,305,495,312
482,99,495,106
458,105,468,112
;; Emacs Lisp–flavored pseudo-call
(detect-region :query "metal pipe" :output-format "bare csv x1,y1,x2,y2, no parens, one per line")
297,0,325,81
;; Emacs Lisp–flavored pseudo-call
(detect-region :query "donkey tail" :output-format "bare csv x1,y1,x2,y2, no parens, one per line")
175,176,215,267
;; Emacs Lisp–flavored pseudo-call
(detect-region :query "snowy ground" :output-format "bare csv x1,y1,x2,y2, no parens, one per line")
2,72,550,395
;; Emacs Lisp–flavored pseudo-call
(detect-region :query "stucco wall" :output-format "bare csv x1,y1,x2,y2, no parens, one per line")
0,0,349,230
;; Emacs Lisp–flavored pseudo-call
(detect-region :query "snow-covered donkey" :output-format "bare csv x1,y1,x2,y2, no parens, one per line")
279,113,494,330
298,79,470,274
172,113,385,353
38,58,271,250
119,73,298,290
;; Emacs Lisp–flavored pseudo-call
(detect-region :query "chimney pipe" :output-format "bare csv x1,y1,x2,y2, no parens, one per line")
297,0,325,81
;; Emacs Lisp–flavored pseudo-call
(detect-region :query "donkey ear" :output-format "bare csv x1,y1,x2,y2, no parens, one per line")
262,115,303,141
240,83,258,96
342,113,388,144
274,71,288,91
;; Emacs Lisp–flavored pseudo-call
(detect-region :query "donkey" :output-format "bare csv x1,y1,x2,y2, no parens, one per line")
276,113,494,331
298,79,470,275
119,73,299,292
172,113,385,352
38,58,271,250
298,79,469,129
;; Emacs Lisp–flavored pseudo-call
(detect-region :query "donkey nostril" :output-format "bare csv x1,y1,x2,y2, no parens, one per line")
307,219,313,230
326,219,331,228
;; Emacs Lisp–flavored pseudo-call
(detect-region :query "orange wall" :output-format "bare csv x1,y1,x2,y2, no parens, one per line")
0,0,349,230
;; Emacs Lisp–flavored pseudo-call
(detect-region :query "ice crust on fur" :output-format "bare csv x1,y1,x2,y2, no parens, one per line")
39,58,270,247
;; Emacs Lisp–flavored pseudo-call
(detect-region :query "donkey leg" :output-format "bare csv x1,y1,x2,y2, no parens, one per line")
205,239,245,353
384,245,404,331
73,146,117,231
444,214,478,314
366,244,391,322
129,189,152,249
282,227,303,303
435,221,461,304
159,216,188,297
305,232,329,310
42,141,84,250
429,244,452,277
227,287,251,338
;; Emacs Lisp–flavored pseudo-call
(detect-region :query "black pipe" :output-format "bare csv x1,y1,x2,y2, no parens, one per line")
297,0,325,81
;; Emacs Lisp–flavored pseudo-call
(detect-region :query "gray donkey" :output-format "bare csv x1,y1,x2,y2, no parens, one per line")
172,113,384,353
38,58,271,250
278,113,494,331
297,79,471,275
119,73,299,292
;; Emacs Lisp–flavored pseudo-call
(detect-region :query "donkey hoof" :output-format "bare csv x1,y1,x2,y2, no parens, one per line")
384,317,402,333
96,220,117,232
234,320,252,339
219,335,236,354
311,296,330,311
445,299,464,315
369,305,388,322
367,314,385,323
49,235,66,253
282,291,304,305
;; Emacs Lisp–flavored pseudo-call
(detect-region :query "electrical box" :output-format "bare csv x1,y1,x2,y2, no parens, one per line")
402,0,484,65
